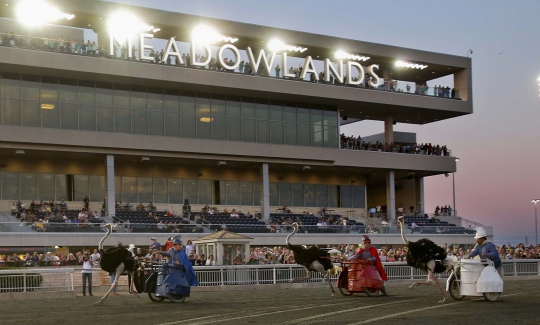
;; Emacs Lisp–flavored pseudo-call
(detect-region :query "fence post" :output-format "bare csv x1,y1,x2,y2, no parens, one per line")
256,267,259,285
411,266,415,280
220,268,224,286
273,267,276,285
23,273,27,292
513,262,517,276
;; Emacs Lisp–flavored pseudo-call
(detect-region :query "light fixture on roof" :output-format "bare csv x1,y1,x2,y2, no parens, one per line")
218,161,227,166
395,60,428,70
108,12,155,44
303,165,311,170
268,39,307,53
191,25,238,45
199,117,213,122
334,50,370,61
15,150,25,155
141,156,150,162
16,0,74,26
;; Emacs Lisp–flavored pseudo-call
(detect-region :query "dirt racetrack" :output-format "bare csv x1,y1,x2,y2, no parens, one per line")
0,278,539,325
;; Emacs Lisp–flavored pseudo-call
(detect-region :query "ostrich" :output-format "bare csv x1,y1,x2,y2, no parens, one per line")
397,216,456,303
95,224,140,305
286,222,340,296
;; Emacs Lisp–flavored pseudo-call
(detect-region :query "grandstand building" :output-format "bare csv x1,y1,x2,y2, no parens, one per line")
0,0,481,251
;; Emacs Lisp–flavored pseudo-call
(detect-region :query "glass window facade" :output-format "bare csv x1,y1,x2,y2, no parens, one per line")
0,73,338,148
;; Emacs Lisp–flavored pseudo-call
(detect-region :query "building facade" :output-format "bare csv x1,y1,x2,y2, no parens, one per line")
0,0,471,223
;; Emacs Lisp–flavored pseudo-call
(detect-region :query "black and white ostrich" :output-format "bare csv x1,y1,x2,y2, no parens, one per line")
286,222,340,296
397,216,456,303
95,223,140,305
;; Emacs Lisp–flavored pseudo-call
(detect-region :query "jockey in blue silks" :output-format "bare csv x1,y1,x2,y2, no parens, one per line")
164,237,199,287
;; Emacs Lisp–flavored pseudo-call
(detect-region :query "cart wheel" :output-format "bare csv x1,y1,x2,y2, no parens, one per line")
168,293,187,303
448,278,464,300
363,287,380,297
339,286,353,296
147,283,165,302
483,292,501,302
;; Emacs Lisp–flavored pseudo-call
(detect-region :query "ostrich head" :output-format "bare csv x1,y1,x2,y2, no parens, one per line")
102,223,113,232
98,223,114,251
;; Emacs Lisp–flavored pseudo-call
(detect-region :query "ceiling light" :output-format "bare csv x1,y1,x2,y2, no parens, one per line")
200,117,213,122
15,150,25,155
303,166,311,170
41,103,55,109
141,157,150,162
218,161,227,166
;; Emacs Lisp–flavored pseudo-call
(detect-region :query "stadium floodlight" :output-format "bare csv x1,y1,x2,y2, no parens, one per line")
334,50,370,61
395,60,428,70
16,0,74,26
268,39,307,53
191,25,238,45
108,12,154,44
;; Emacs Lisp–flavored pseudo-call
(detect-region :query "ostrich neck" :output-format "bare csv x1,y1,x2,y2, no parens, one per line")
286,224,298,246
398,220,409,244
98,227,111,251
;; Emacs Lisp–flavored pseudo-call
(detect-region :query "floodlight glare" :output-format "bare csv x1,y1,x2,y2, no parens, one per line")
268,39,307,53
334,50,370,61
192,25,238,45
16,0,74,26
108,12,154,44
395,60,428,70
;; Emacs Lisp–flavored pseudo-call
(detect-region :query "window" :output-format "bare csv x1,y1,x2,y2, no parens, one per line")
351,186,366,208
37,174,55,201
122,177,137,204
153,178,168,203
97,106,114,132
183,179,197,205
198,180,213,205
240,181,253,206
79,105,96,131
56,174,67,201
168,178,183,204
1,99,21,126
138,177,153,203
60,103,78,130
20,173,37,200
304,184,316,207
269,182,279,206
291,183,304,207
74,175,89,201
1,172,19,200
279,183,292,206
226,181,239,205
89,175,106,202
21,100,40,127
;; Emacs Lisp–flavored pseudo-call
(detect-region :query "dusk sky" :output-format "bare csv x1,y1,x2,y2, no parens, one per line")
109,0,540,243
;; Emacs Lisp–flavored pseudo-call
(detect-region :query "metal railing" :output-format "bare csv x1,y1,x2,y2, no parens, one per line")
0,268,74,293
1,260,538,292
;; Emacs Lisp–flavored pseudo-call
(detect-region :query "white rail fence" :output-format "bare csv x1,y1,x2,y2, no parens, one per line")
2,260,539,292
0,268,74,293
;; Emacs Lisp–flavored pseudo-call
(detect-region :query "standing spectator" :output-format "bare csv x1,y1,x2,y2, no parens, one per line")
164,237,174,252
81,252,93,296
83,195,90,210
275,64,281,77
410,221,419,234
185,239,195,256
90,249,100,266
150,237,161,251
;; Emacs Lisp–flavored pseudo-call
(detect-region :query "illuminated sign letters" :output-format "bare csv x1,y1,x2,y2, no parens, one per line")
125,33,383,87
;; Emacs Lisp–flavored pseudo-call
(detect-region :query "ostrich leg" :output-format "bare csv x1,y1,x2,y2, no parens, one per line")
312,261,336,297
95,263,125,305
290,267,311,284
129,271,140,298
408,260,448,303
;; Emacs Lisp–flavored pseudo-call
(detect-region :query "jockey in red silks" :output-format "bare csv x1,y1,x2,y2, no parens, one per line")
352,235,388,295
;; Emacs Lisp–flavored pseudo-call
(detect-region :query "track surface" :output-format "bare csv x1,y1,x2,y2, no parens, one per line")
0,280,538,325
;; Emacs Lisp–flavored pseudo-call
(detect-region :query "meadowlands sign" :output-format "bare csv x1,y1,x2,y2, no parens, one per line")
110,33,383,87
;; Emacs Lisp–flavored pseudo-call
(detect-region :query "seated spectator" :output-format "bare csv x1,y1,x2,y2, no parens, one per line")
137,203,145,211
148,202,156,211
202,204,210,212
59,199,67,209
230,209,239,218
206,255,216,266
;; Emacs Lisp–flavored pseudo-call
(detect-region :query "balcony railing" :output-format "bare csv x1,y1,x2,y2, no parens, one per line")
0,32,461,100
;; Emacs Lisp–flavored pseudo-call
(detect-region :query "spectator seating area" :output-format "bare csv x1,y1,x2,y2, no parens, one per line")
269,213,362,233
195,213,269,233
113,211,203,233
402,215,476,234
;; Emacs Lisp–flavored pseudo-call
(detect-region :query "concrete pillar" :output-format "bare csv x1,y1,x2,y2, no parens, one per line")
419,177,425,215
384,115,394,145
106,155,115,218
454,68,472,101
386,171,396,221
261,163,270,222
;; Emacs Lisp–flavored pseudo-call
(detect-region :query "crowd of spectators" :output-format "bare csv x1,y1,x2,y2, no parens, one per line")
0,31,459,100
2,239,539,269
340,134,450,156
